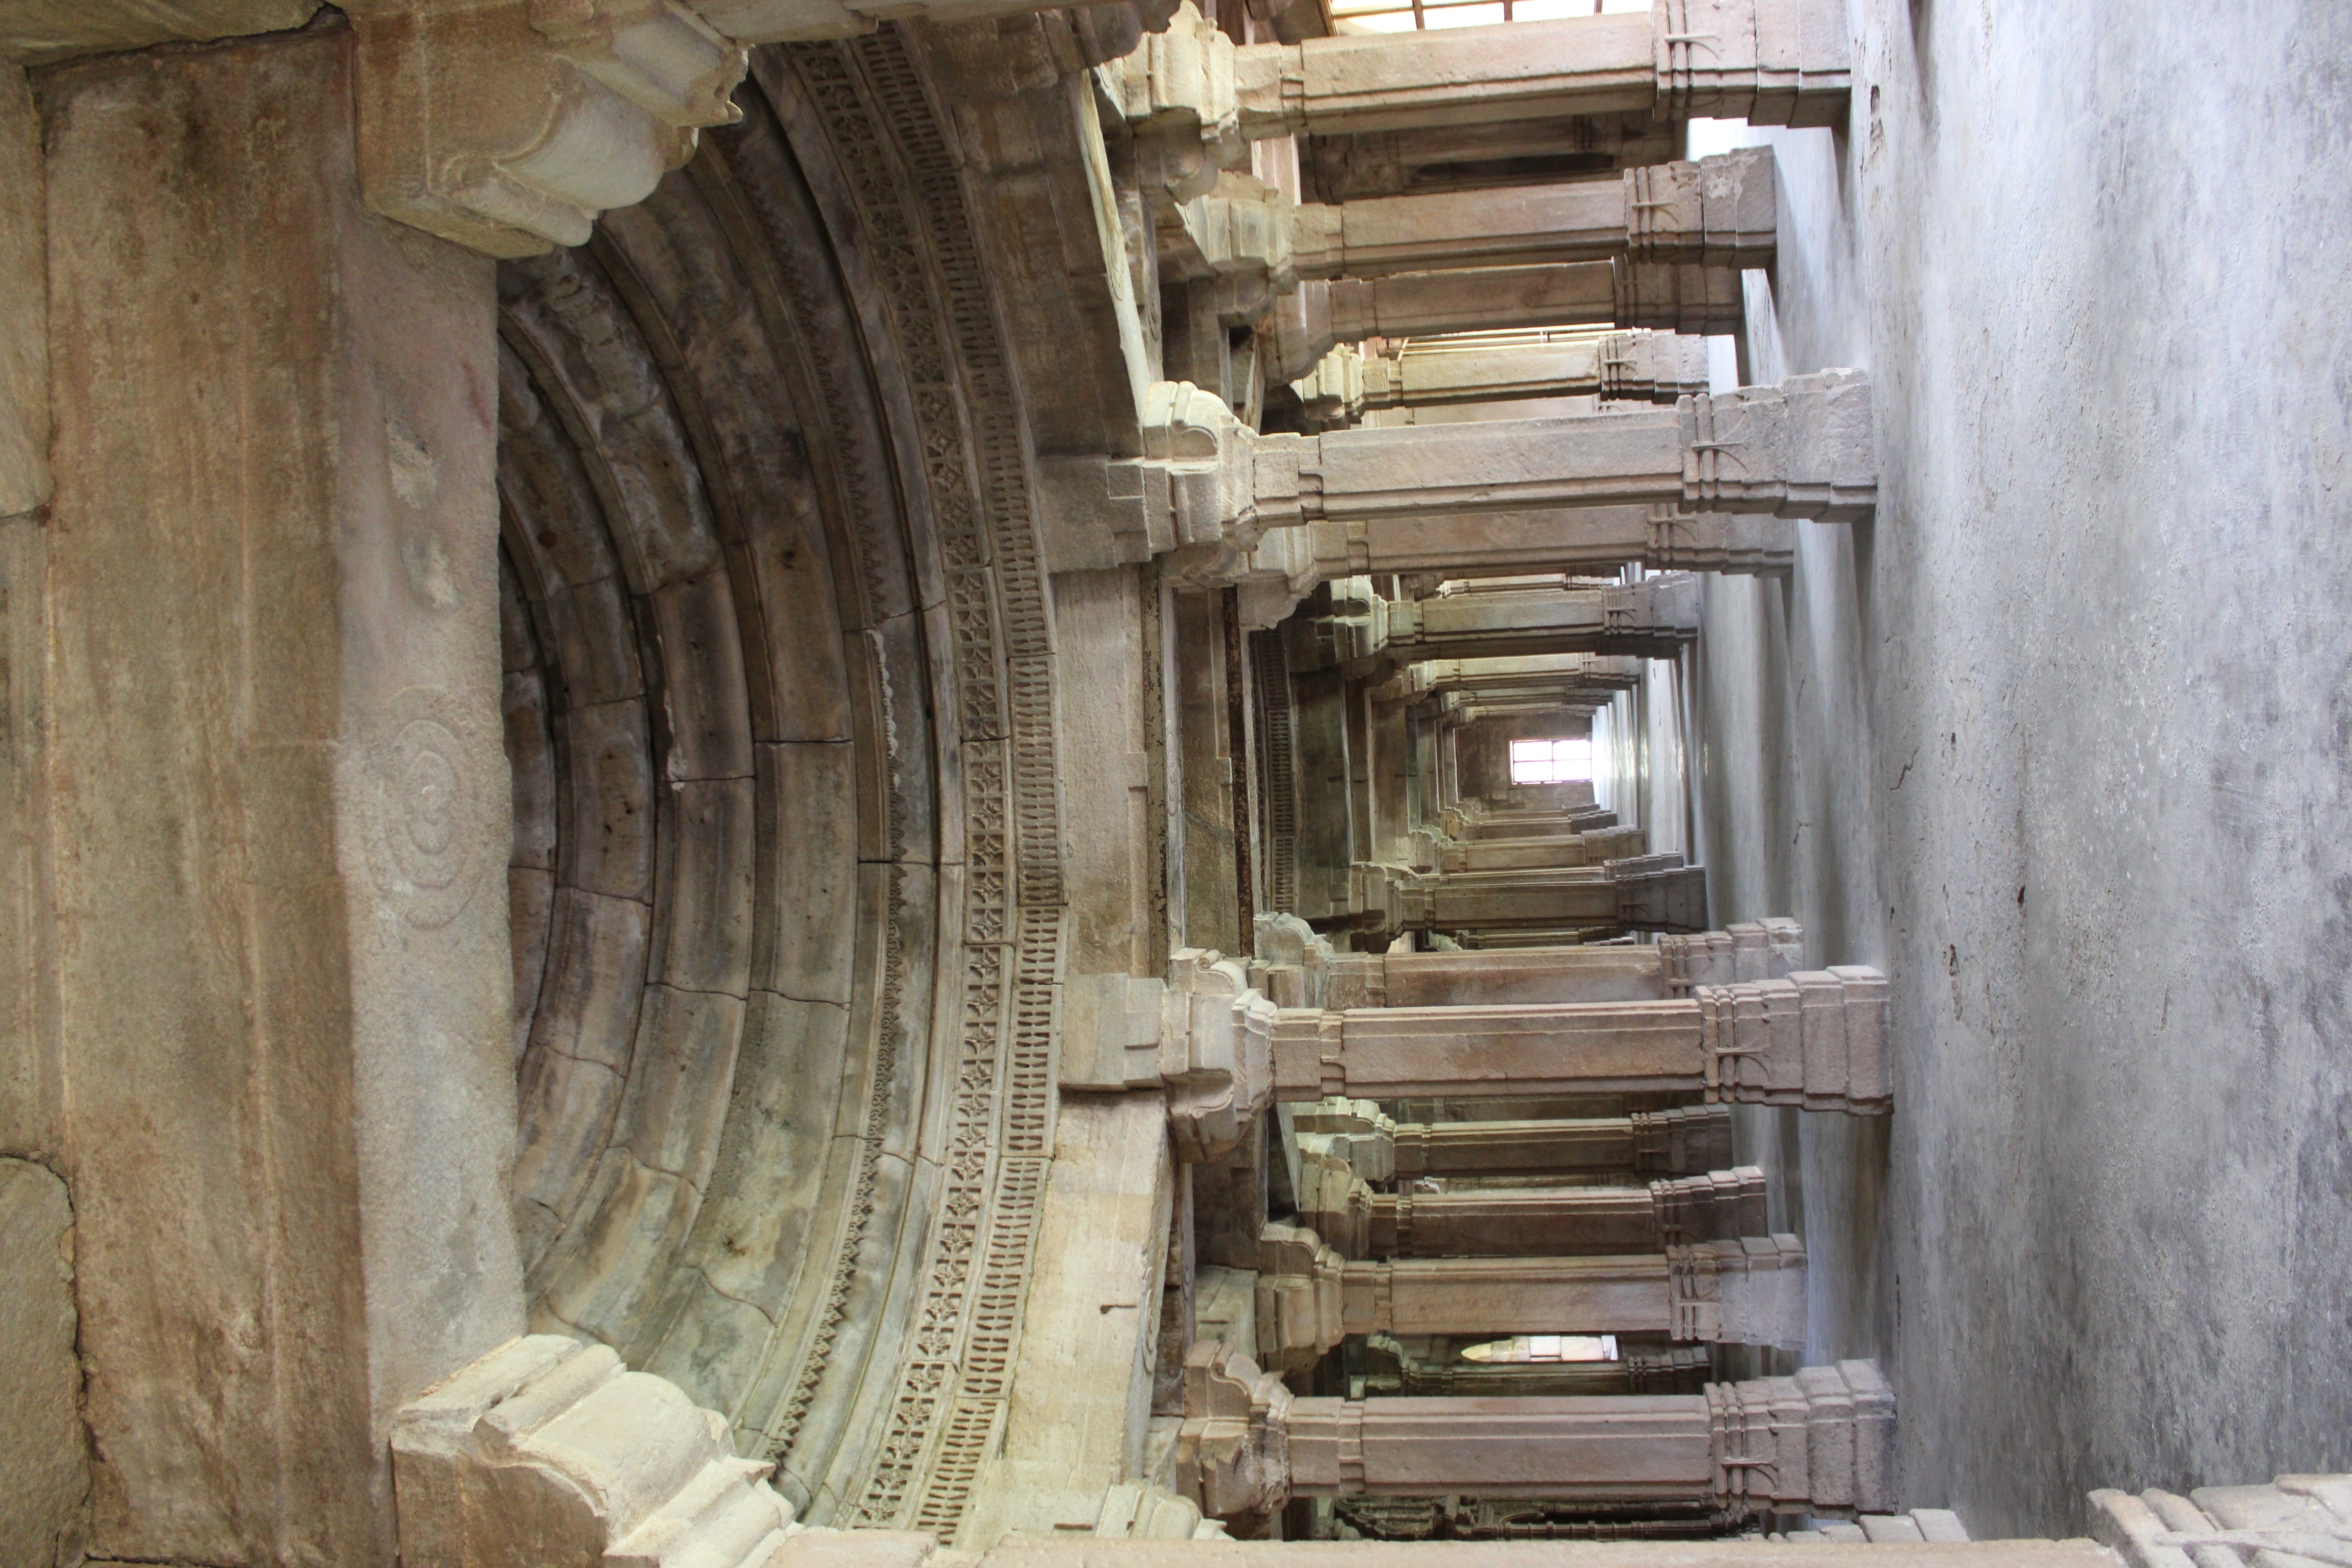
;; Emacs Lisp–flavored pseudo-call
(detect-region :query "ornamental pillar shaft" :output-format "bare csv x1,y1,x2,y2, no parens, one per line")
1391,1105,1737,1179
1304,508,1795,581
1270,967,1890,1111
1337,1238,1803,1344
1326,920,1805,1007
1289,151,1775,280
1363,332,1712,410
1296,374,1874,525
1285,1360,1894,1515
1385,1344,1713,1398
1267,260,1745,380
1337,579,1705,670
1367,1172,1770,1258
1232,0,1850,140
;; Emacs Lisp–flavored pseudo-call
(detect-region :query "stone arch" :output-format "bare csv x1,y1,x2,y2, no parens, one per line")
494,35,1064,1531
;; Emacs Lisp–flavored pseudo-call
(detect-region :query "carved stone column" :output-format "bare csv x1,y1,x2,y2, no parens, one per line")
1286,1360,1895,1517
1349,853,1710,942
1391,1105,1736,1180
1266,259,1747,381
1301,506,1795,583
1232,0,1850,138
1269,966,1892,1112
1367,1167,1767,1258
1425,824,1652,874
1444,802,1619,837
1058,949,1277,1163
1300,333,1711,430
1257,1230,1804,1351
1324,918,1805,1007
1328,578,1707,675
1092,200,1860,606
1379,1343,1714,1399
1289,149,1775,278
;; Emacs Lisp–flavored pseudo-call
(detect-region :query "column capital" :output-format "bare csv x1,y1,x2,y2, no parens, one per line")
1655,0,1853,129
1175,1340,1294,1526
1056,949,1277,1163
391,1334,796,1568
1254,1222,1347,1374
1104,1,1243,202
346,0,724,258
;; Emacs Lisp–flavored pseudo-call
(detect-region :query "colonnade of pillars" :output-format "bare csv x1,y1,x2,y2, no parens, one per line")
1080,0,1901,1543
1146,913,1896,1535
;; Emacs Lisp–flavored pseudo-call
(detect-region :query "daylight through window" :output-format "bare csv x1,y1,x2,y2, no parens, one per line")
1510,737,1594,785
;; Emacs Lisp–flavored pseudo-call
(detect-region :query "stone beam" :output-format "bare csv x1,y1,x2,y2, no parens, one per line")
1419,824,1655,875
1445,803,1621,837
1391,653,1647,701
1267,965,1892,1111
1307,113,1684,203
1267,260,1748,381
1288,150,1775,278
1230,0,1849,138
1390,1105,1737,1179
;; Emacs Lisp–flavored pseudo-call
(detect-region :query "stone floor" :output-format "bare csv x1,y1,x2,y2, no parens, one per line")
1684,0,2352,1540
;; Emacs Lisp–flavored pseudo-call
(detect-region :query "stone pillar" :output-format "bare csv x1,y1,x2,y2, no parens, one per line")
1399,653,1647,705
1307,113,1685,203
1324,920,1804,1007
1367,1167,1766,1258
1422,825,1653,875
38,27,523,1564
1266,260,1747,381
1294,378,1873,530
1302,506,1795,583
1446,803,1621,837
1291,666,1358,920
1232,0,1850,139
1287,1360,1892,1516
1288,150,1775,279
1355,855,1711,941
1254,1233,1804,1350
1328,578,1706,675
1270,966,1891,1112
1377,1342,1715,1399
1309,332,1710,422
1392,1106,1737,1180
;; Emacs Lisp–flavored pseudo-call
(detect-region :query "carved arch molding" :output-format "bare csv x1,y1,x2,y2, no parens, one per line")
496,34,1062,1534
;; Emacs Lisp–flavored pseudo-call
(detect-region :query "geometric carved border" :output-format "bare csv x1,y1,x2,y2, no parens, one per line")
779,32,1065,1538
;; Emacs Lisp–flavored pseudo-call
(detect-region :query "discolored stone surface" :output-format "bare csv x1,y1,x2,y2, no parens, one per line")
1686,0,2352,1537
